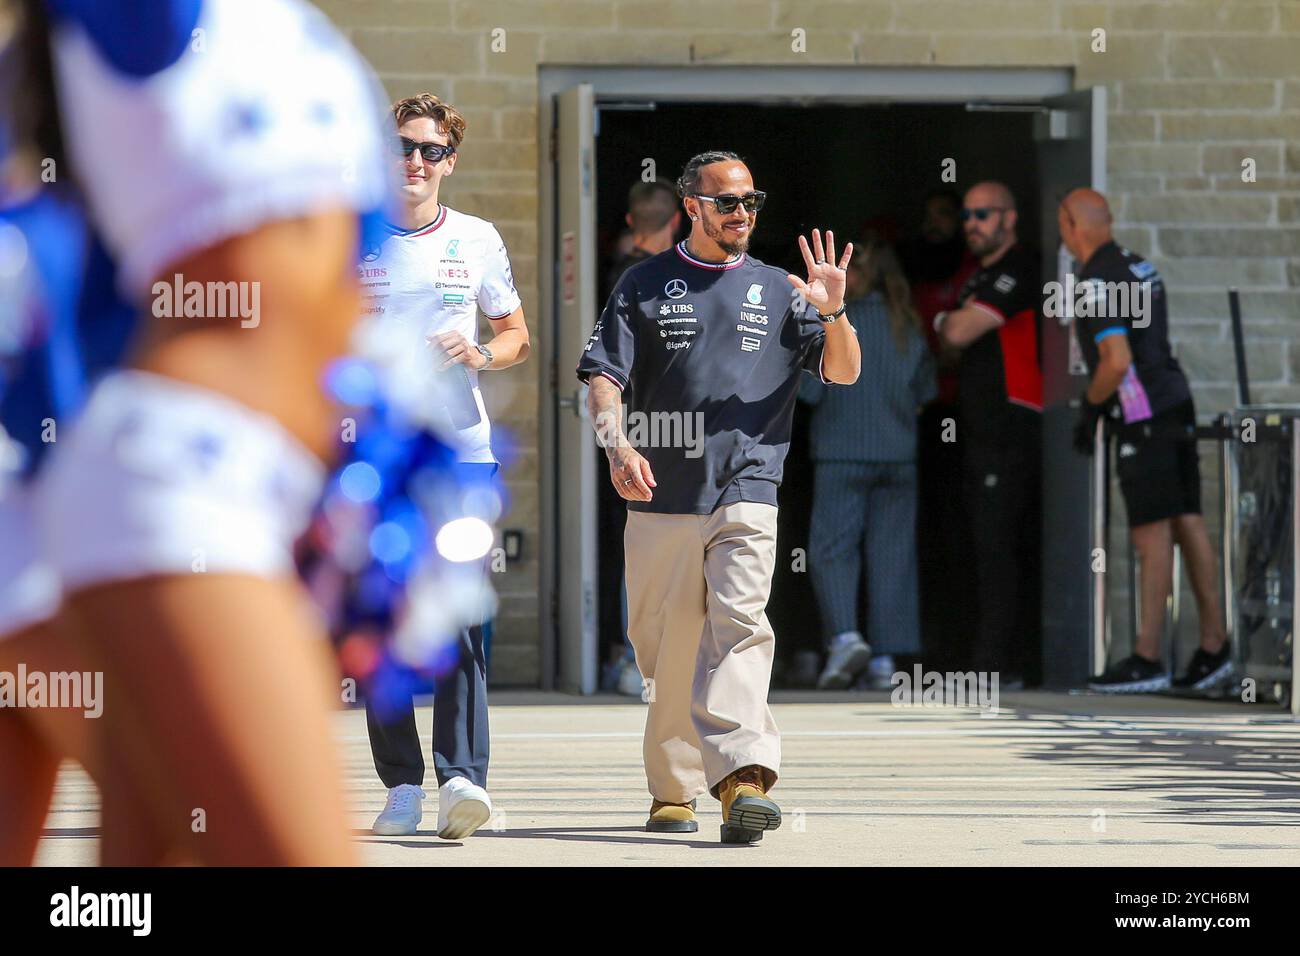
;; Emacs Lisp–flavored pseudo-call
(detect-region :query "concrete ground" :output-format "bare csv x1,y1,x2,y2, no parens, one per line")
34,690,1300,866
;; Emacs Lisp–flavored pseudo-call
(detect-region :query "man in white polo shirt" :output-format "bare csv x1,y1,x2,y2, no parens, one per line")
356,93,530,840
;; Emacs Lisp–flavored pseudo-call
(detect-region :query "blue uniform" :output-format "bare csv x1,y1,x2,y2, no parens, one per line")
0,191,133,480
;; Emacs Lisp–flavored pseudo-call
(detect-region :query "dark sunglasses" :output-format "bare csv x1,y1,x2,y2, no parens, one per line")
961,206,1008,222
692,191,766,215
391,136,456,164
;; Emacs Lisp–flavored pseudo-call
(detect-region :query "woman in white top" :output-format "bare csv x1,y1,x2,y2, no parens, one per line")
2,0,389,865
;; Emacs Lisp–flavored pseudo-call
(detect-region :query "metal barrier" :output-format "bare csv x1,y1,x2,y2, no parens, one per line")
1090,406,1298,713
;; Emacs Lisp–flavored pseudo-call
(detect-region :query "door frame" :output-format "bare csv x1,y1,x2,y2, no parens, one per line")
539,65,1077,692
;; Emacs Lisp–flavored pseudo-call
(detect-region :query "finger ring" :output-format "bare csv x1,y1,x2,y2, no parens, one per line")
817,259,826,265
623,479,633,485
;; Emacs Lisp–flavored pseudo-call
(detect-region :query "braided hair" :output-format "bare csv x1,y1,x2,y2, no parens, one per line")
675,150,742,199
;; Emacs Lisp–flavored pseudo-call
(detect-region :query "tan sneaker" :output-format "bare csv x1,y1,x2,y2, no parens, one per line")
646,798,698,833
718,765,781,844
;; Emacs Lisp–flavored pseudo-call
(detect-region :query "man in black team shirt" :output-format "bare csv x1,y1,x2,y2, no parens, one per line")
935,181,1043,685
577,151,861,844
1060,188,1231,694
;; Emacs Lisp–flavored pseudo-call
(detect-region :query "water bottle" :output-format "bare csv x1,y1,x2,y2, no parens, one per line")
436,362,482,430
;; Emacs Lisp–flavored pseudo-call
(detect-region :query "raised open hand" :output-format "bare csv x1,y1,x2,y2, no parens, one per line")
786,229,853,316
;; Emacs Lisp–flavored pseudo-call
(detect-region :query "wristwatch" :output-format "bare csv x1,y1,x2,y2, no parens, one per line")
475,343,494,369
818,303,846,323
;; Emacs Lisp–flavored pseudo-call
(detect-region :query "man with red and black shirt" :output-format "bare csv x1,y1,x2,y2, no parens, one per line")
935,181,1042,683
1060,188,1230,694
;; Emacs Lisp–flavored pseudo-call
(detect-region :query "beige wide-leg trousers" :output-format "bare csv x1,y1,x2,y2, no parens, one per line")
624,501,781,803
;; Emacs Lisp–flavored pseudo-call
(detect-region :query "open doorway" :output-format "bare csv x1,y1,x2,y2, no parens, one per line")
591,101,1043,689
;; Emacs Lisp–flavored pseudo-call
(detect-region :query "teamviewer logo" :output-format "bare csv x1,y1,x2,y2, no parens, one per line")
740,336,761,353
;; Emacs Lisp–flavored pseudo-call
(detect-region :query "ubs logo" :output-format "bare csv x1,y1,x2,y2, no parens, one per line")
664,279,688,299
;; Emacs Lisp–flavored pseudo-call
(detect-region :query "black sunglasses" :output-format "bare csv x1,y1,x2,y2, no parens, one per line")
391,136,456,164
692,191,766,215
961,206,1009,222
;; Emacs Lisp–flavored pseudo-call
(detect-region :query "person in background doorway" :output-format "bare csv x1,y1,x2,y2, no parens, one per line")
901,189,979,672
802,238,936,689
935,181,1043,687
902,188,976,407
603,178,683,304
1059,188,1230,694
599,178,683,695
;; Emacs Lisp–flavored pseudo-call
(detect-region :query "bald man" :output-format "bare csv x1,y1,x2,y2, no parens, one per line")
934,181,1043,685
1058,189,1231,694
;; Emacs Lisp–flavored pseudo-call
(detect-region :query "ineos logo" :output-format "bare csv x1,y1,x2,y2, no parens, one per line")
664,279,688,299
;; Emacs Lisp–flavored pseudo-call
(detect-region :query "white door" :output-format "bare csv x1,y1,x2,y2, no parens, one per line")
552,84,599,694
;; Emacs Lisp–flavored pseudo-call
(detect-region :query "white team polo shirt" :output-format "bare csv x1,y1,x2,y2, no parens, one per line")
354,204,521,463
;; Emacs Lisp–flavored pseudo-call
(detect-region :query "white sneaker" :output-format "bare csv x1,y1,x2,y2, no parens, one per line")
437,777,493,840
817,634,872,689
372,783,425,836
866,653,896,690
615,657,644,697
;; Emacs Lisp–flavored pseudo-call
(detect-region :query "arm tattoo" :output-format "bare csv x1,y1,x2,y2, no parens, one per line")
587,377,626,453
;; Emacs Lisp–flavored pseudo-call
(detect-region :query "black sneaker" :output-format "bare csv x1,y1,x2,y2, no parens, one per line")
1172,643,1234,691
1088,654,1170,694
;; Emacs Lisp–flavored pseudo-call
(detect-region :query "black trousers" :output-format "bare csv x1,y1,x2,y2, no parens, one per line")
917,400,978,668
364,620,491,791
962,427,1042,680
